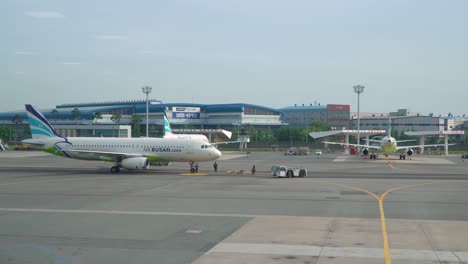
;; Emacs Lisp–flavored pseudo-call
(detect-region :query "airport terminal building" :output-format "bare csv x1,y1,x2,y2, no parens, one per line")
2,102,466,144
0,100,284,140
280,104,351,129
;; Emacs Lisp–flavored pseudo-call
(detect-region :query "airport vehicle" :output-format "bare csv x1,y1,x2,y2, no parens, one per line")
14,144,31,151
285,147,310,155
462,154,468,159
315,150,322,155
22,105,222,173
271,166,307,178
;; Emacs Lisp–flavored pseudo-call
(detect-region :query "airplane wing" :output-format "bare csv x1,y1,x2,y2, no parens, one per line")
65,149,144,160
395,143,455,150
211,140,240,146
362,139,383,143
395,139,417,143
323,141,381,150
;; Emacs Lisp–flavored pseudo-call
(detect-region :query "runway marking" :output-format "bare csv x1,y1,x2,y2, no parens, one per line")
0,176,121,186
301,179,450,264
0,207,259,218
206,242,468,262
385,156,394,169
180,173,207,176
27,243,84,264
333,156,347,162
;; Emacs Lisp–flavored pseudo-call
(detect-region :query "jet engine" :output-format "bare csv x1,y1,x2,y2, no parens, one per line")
407,149,413,157
362,148,369,156
121,157,150,170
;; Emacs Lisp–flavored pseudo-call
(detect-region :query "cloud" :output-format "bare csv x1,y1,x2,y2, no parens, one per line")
59,62,81,65
95,35,127,40
25,11,65,19
15,51,37,55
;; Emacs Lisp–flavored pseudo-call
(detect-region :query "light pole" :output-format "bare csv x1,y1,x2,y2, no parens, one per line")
305,110,309,145
353,84,365,153
141,86,152,137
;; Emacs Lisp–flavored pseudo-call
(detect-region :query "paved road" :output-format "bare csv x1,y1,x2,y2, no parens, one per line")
0,151,467,263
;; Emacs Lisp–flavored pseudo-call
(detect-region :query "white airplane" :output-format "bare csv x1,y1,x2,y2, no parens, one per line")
162,111,210,142
323,123,452,160
22,104,221,173
162,111,239,146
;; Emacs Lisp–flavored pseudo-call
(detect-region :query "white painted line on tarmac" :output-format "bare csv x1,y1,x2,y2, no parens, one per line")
206,243,468,262
333,156,347,162
0,207,260,218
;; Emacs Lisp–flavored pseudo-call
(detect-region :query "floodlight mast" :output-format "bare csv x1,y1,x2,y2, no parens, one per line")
141,86,152,137
353,85,365,154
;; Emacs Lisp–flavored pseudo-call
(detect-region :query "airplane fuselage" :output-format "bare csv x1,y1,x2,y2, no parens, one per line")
379,136,397,153
23,137,221,163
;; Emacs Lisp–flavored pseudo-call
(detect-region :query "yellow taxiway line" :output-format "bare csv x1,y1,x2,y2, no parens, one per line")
307,179,449,264
180,173,208,176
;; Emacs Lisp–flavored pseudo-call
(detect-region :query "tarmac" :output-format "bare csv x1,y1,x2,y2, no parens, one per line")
0,150,467,264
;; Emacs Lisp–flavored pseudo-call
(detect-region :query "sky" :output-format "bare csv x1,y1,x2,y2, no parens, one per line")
2,0,467,116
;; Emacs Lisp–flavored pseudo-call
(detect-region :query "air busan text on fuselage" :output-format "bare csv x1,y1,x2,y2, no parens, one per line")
22,104,221,173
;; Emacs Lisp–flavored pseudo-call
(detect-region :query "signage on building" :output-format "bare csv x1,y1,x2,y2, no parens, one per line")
327,104,350,111
172,107,201,119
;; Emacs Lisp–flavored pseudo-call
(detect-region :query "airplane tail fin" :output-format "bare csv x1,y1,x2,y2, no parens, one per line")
163,109,172,136
25,104,61,139
387,118,392,137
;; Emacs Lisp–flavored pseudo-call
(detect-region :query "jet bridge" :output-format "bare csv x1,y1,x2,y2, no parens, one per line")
404,130,464,155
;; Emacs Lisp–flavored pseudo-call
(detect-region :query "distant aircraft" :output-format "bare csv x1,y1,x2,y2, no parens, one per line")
323,121,453,159
162,111,239,146
22,105,221,173
162,111,210,142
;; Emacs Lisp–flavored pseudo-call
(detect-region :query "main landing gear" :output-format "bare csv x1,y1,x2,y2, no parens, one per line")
110,166,121,173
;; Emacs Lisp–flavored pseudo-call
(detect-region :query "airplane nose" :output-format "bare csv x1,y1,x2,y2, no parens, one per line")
214,149,222,159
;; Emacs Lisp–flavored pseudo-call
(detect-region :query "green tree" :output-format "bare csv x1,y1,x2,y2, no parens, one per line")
89,112,103,122
88,112,103,136
131,114,142,138
12,114,23,126
71,108,81,121
11,114,23,140
110,113,122,137
51,109,60,122
0,125,10,142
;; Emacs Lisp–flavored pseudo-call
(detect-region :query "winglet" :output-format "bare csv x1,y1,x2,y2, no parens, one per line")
25,104,61,139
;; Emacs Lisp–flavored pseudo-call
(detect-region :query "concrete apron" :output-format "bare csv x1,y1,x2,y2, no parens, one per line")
193,216,468,264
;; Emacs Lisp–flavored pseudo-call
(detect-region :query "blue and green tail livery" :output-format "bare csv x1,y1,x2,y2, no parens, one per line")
25,104,61,139
163,109,172,136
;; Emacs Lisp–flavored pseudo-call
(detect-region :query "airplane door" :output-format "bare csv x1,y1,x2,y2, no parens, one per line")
186,140,194,155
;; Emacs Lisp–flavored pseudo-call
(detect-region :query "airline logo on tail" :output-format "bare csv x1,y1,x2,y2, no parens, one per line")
163,110,172,136
25,104,60,139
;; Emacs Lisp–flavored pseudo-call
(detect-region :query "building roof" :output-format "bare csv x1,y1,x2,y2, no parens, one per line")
57,99,162,109
280,105,327,110
1,102,283,121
